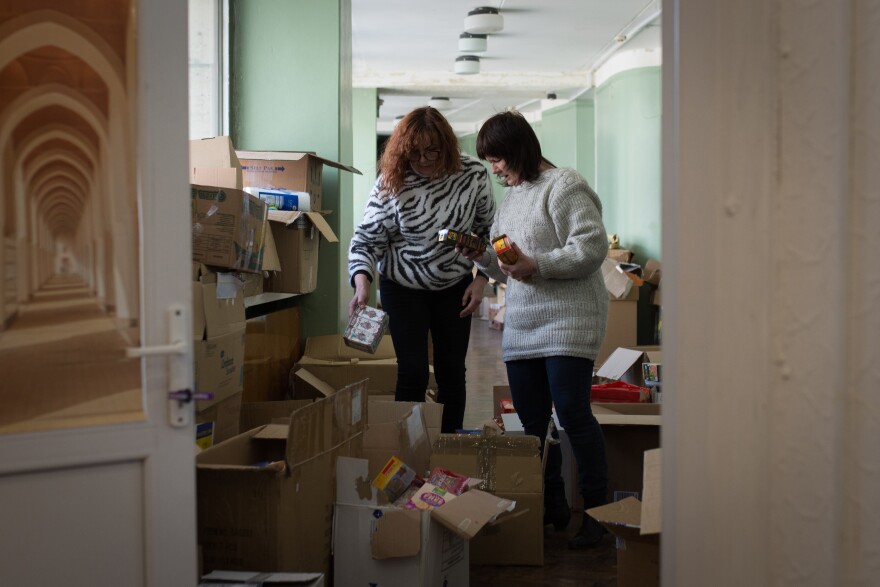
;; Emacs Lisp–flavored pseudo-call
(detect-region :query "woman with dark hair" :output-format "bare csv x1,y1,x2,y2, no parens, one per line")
461,110,610,549
348,106,495,433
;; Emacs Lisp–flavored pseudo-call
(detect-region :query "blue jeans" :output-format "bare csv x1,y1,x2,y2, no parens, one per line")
379,274,473,433
506,356,608,508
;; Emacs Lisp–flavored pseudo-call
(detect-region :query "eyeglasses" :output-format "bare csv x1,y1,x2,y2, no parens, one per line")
408,149,441,163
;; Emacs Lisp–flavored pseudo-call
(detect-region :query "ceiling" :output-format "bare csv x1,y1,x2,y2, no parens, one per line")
351,0,662,135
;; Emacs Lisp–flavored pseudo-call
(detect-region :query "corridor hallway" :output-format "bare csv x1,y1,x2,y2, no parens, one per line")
0,275,143,435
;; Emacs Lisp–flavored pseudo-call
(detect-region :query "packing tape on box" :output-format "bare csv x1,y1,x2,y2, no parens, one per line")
435,432,528,494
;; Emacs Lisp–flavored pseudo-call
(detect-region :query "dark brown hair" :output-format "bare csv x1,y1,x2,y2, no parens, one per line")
378,107,462,196
476,110,543,183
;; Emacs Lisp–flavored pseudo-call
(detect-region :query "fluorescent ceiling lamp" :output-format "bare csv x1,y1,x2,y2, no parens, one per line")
454,55,480,75
459,32,487,53
428,97,451,109
464,7,503,34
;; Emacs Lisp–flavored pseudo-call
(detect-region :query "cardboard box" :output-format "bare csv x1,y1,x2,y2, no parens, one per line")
197,381,366,576
595,287,640,367
261,210,338,294
195,389,243,448
588,448,661,587
191,185,268,273
501,400,660,511
430,432,545,566
362,400,444,482
194,328,245,410
333,456,516,587
292,334,425,399
244,306,301,402
237,150,361,213
191,136,243,190
238,399,312,433
597,345,662,387
199,570,324,586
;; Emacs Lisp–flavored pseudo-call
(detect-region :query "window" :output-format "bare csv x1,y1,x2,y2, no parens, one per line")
188,0,228,139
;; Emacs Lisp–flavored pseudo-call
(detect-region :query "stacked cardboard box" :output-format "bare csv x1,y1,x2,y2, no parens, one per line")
192,264,247,446
237,150,361,294
243,306,301,402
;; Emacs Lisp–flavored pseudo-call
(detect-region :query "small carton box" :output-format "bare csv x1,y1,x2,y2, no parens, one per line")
197,381,366,577
191,185,268,273
343,305,389,354
374,455,418,503
237,150,361,213
261,210,338,294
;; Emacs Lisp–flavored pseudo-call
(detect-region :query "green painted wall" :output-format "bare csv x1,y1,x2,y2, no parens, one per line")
230,0,353,337
541,100,596,185
349,88,378,307
595,66,661,262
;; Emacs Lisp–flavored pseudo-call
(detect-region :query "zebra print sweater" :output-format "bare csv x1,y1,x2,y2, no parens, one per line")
349,154,494,290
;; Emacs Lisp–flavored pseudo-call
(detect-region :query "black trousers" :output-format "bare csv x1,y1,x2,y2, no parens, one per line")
379,274,473,433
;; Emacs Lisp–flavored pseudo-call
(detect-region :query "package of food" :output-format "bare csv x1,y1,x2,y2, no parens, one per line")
438,228,486,251
343,305,389,354
426,467,469,496
491,234,518,264
373,455,417,502
403,482,457,510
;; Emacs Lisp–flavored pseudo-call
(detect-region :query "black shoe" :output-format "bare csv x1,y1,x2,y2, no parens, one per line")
543,482,571,531
568,514,606,549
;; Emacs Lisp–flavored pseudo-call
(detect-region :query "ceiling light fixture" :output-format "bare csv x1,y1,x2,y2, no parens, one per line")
428,97,451,109
454,55,480,75
459,32,488,53
464,7,503,34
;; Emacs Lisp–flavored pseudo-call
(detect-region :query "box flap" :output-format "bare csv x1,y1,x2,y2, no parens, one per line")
587,496,642,528
640,448,662,535
253,423,289,440
262,223,281,271
267,210,339,243
286,380,366,467
602,258,633,299
236,150,362,175
293,368,337,399
596,347,646,380
336,456,378,506
429,488,516,540
304,334,395,361
371,508,422,559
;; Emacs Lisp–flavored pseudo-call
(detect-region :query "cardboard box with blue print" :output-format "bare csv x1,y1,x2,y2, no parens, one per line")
192,265,247,445
236,150,361,213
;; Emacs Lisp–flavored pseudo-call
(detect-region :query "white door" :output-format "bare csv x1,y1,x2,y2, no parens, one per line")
0,1,197,585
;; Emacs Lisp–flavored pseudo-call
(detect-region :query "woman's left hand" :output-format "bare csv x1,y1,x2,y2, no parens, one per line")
460,274,487,317
499,242,537,281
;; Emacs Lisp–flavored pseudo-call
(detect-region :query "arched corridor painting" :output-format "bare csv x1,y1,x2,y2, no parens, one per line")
0,1,143,433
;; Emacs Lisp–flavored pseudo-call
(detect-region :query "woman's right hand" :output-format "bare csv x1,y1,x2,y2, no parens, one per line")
348,273,371,316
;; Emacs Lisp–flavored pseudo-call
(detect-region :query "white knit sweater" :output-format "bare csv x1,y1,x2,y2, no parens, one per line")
476,168,609,362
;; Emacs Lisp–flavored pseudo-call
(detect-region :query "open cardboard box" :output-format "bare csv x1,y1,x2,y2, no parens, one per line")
261,209,338,294
333,456,516,587
292,334,436,399
199,571,324,586
197,381,366,577
237,150,361,213
597,345,663,387
588,448,661,587
430,430,545,566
